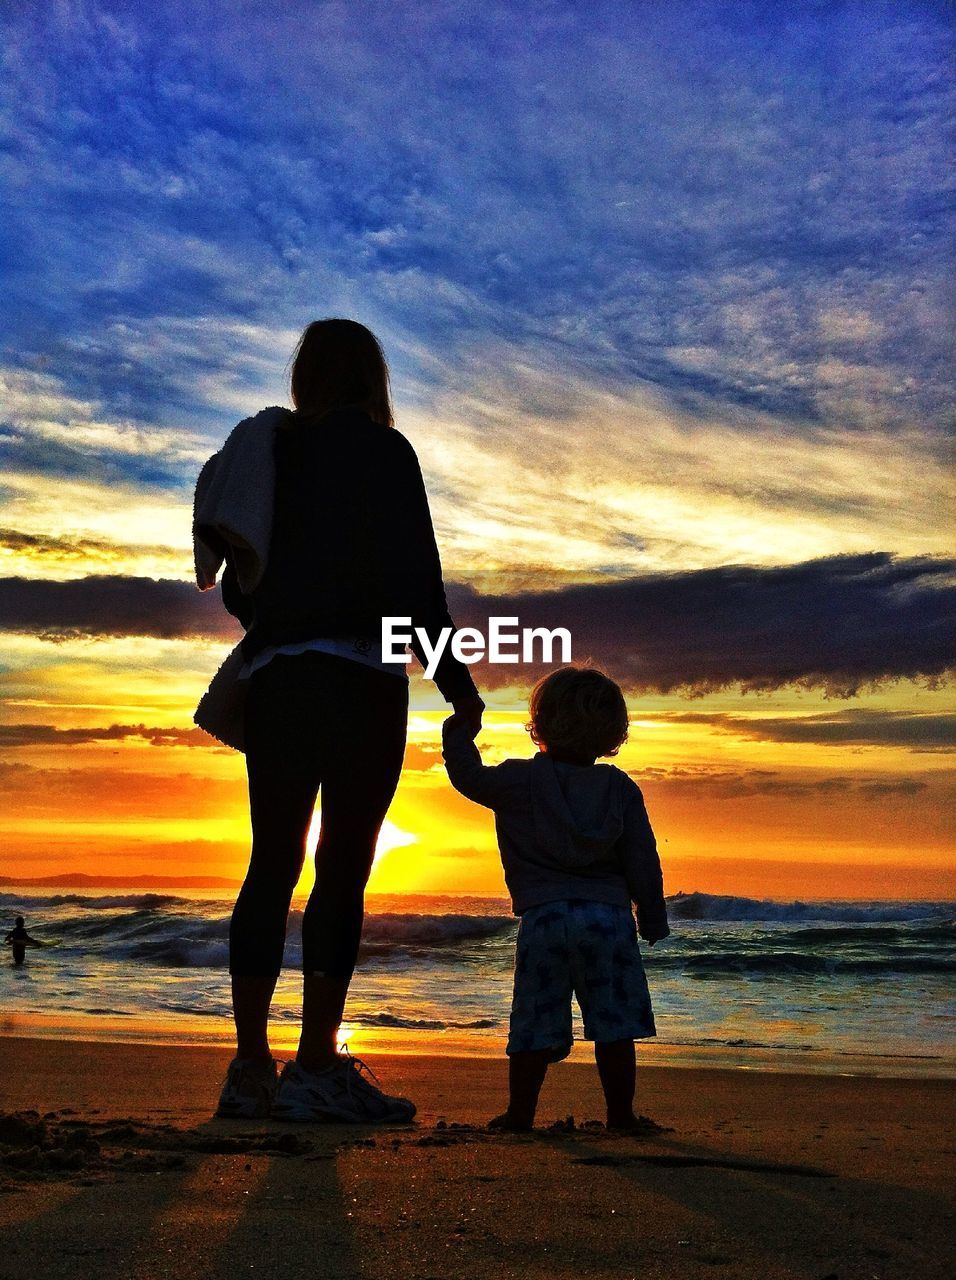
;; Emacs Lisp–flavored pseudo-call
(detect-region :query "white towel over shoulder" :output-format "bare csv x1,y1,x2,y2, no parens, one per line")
194,644,250,752
193,405,288,594
192,405,287,752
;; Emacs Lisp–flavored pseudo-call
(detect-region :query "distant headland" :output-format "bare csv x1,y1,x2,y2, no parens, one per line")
0,873,242,890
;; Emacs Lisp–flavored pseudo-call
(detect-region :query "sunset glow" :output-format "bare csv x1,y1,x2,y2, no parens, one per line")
0,1,952,901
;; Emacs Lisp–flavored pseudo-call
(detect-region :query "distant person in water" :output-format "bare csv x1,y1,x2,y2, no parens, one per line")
443,666,669,1131
201,319,484,1122
5,916,42,966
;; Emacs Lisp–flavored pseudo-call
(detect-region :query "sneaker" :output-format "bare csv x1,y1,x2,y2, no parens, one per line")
215,1056,278,1119
271,1051,416,1124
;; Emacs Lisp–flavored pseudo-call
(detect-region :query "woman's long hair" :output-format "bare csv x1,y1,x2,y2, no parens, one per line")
289,318,394,427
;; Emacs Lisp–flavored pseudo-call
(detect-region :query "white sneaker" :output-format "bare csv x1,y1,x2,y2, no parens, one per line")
272,1052,416,1124
215,1057,278,1119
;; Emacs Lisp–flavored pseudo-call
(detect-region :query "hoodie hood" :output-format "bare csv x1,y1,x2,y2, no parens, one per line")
531,753,625,869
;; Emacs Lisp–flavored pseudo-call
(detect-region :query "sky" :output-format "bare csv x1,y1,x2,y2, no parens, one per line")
0,0,953,898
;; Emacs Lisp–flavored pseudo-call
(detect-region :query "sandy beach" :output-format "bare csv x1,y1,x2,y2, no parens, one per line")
0,1036,952,1279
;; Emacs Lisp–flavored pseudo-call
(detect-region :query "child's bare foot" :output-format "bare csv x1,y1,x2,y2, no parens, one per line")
488,1111,534,1132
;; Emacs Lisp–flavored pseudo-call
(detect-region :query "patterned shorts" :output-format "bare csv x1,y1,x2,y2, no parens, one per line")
507,899,656,1061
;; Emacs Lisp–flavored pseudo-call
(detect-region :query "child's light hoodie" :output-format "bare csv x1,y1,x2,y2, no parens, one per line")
442,719,669,943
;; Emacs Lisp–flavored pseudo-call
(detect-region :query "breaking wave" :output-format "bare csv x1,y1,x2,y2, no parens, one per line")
667,891,954,925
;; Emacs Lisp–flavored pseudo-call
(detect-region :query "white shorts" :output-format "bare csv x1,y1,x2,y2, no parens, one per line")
507,899,656,1062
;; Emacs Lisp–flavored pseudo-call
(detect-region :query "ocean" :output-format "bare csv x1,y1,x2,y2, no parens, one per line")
2,890,954,1076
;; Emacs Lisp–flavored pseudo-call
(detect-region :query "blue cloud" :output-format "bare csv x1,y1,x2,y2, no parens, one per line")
1,0,952,467
0,421,192,490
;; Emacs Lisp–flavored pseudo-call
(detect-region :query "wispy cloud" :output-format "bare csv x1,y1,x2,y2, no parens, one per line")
2,0,952,447
0,527,187,581
661,709,956,751
449,553,956,695
0,365,220,479
0,760,246,819
633,765,940,802
0,1,951,595
2,553,952,695
0,574,238,643
0,722,213,748
408,370,955,575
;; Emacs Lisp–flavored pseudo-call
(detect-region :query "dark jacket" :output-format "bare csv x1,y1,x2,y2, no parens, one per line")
222,407,478,704
442,718,670,940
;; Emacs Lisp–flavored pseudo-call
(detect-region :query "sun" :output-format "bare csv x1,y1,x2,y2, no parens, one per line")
371,818,417,859
292,811,417,897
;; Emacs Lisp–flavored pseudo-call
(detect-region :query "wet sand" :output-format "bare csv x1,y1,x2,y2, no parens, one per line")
0,1035,953,1279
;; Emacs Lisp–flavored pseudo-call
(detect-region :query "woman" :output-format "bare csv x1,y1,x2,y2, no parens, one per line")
215,319,483,1122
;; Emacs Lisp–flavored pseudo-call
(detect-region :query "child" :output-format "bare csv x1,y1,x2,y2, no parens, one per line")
442,665,669,1131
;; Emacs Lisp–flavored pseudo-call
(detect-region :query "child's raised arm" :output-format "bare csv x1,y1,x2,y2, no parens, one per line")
441,715,524,810
619,779,670,944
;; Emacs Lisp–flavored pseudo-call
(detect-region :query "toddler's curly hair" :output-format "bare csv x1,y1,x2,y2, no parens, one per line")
526,665,629,760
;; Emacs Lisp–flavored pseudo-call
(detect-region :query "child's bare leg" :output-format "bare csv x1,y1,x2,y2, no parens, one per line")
489,1049,553,1131
595,1038,637,1128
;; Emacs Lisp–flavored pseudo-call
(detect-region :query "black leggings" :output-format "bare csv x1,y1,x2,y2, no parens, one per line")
229,651,408,980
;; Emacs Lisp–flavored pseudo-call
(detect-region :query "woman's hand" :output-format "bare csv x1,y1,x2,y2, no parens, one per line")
450,693,484,738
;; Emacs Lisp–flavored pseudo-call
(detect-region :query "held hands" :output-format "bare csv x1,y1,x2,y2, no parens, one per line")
448,693,485,739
